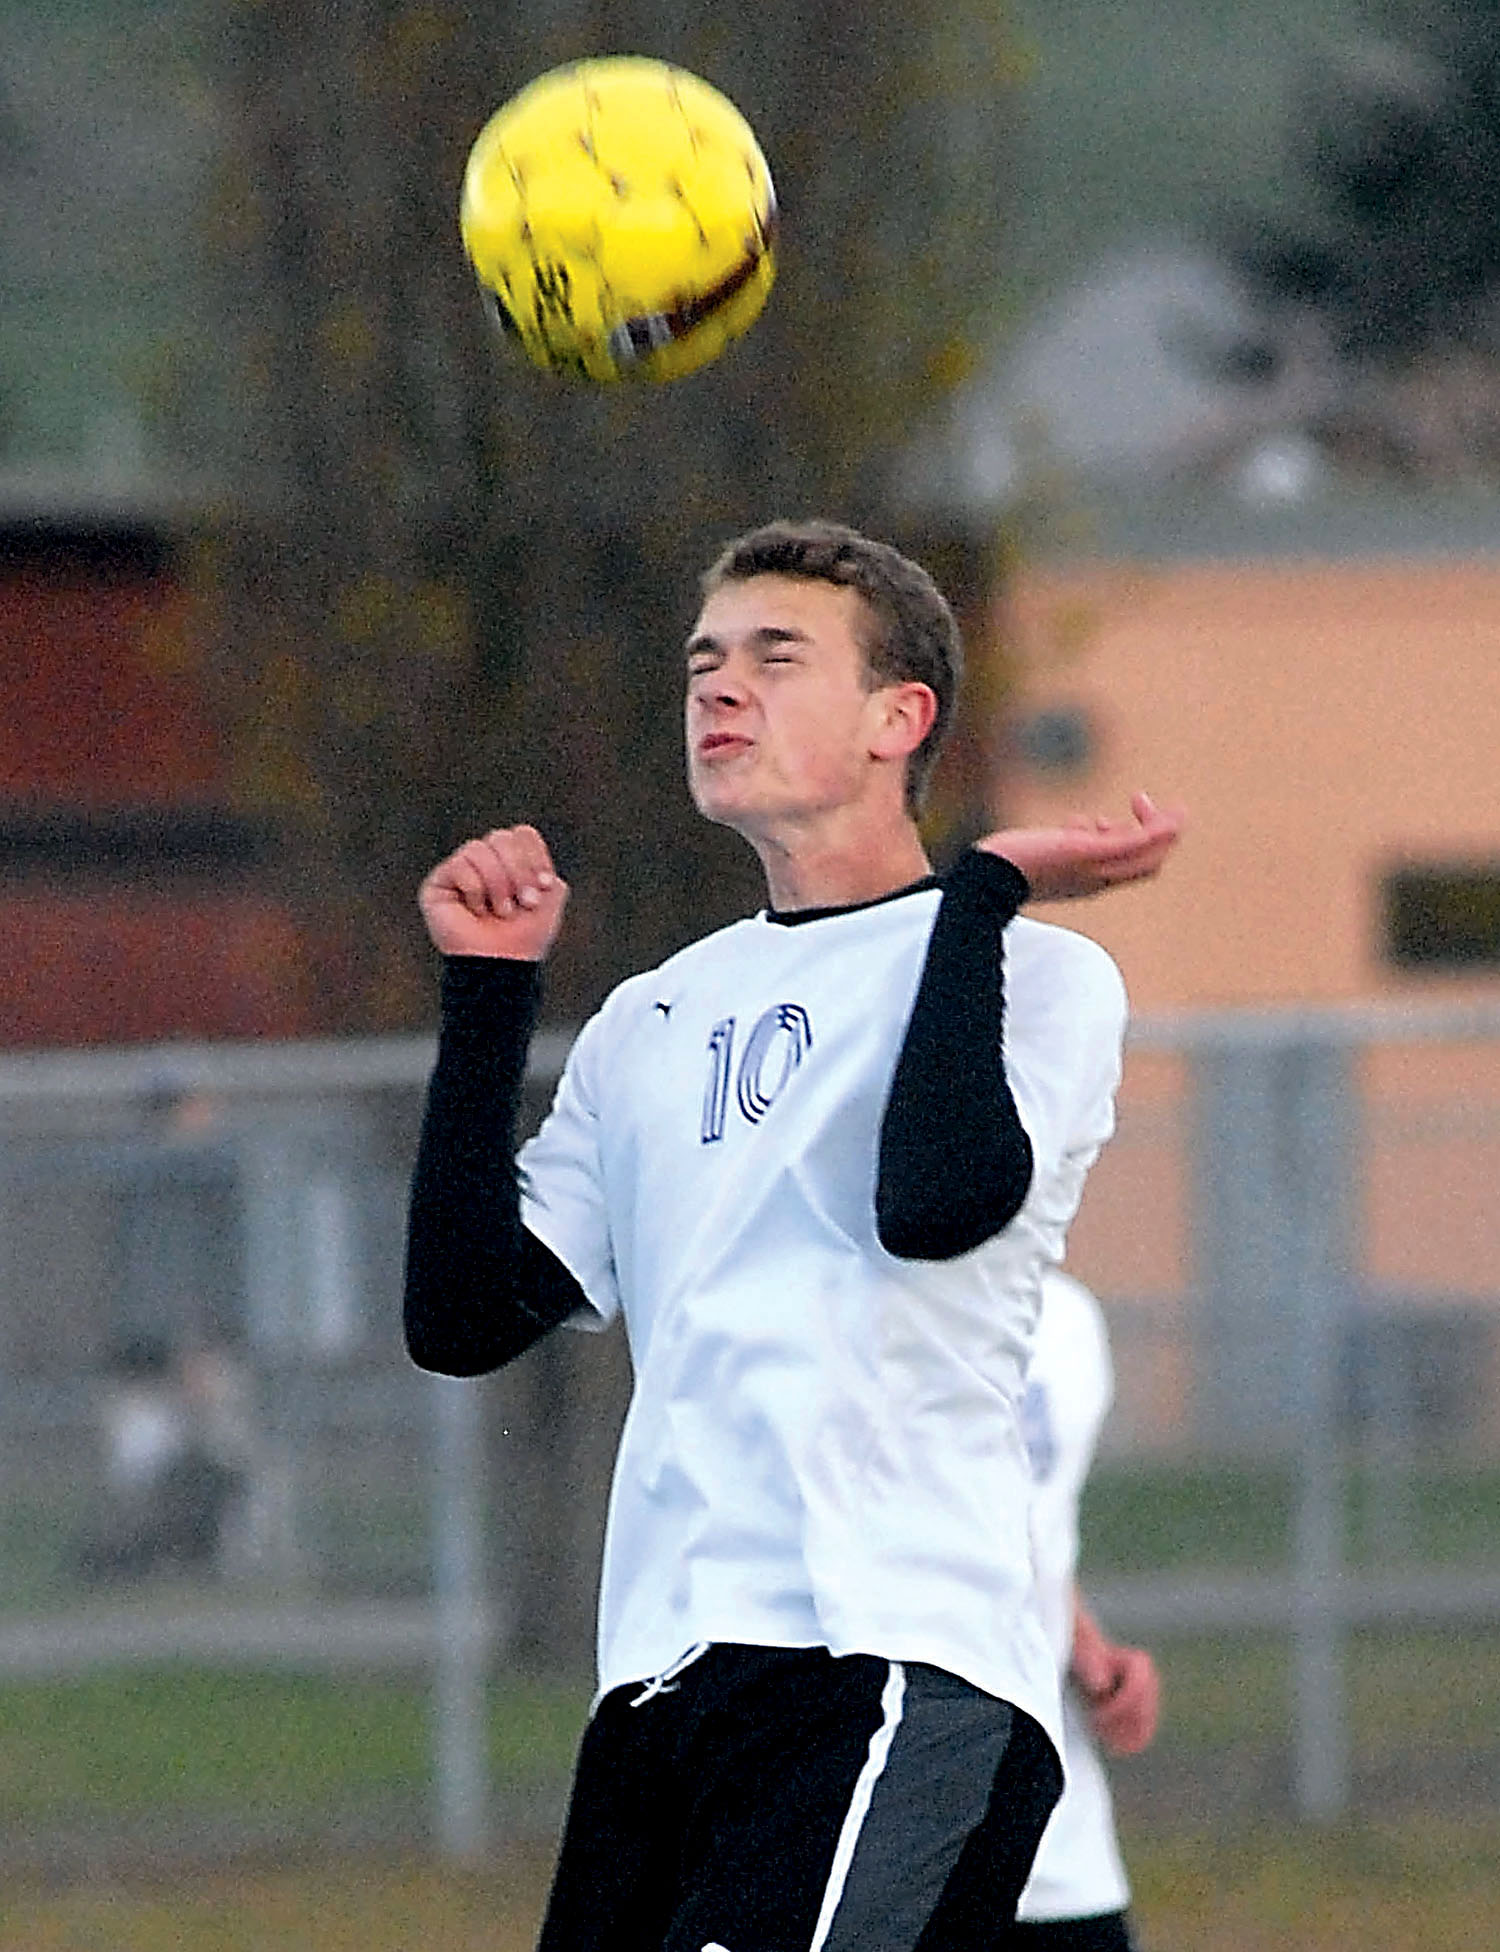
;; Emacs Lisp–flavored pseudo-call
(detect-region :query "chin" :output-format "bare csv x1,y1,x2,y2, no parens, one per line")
692,788,749,832
691,781,769,840
690,768,742,816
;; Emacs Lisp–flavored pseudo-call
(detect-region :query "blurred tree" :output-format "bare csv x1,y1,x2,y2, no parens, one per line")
193,0,1025,1031
1229,5,1500,362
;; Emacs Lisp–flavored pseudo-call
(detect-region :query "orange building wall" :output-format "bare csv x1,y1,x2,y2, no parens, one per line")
992,558,1500,1450
996,558,1500,1011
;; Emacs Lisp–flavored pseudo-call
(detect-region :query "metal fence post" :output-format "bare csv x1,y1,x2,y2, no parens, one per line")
238,1124,313,1580
1191,1040,1301,1445
1285,1037,1354,1822
430,1372,492,1860
1190,1025,1355,1820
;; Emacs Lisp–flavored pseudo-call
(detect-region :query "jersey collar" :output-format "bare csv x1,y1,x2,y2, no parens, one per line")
764,873,940,927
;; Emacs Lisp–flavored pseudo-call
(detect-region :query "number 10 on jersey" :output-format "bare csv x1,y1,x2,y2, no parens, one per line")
700,1005,814,1143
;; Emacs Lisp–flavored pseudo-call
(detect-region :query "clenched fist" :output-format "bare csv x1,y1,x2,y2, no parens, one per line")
1070,1597,1161,1757
418,824,568,962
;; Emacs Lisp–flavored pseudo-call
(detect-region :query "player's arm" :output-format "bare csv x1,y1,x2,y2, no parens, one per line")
876,848,1034,1258
1070,1588,1161,1756
875,794,1179,1262
403,827,587,1377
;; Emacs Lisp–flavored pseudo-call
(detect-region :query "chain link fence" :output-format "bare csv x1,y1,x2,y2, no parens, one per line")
0,1002,1496,1869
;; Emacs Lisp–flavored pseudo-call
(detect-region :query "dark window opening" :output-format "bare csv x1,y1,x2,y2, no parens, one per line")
0,807,273,882
0,521,171,581
1008,705,1097,777
1383,863,1500,969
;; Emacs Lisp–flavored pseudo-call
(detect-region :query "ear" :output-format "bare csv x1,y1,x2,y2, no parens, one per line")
869,681,938,763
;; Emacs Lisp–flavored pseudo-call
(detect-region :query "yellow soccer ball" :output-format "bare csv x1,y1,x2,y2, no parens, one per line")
460,56,777,383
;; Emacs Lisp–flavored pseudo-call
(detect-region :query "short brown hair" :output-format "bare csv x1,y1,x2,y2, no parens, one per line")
700,518,962,815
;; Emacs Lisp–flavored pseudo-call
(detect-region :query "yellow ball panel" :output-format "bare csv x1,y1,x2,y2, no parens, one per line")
592,200,713,309
460,56,776,382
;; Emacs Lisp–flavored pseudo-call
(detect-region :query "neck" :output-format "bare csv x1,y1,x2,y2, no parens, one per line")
748,812,932,912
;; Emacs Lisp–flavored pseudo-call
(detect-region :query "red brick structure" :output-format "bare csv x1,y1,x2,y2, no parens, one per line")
0,517,317,1048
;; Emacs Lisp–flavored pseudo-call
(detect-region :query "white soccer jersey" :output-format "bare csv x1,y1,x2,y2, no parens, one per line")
1016,1268,1132,1922
518,885,1127,1753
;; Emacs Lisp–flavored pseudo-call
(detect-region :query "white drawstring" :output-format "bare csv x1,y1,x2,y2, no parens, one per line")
629,1640,711,1707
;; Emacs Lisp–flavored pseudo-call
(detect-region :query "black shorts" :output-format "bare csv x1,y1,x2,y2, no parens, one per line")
536,1643,1063,1952
994,1914,1137,1951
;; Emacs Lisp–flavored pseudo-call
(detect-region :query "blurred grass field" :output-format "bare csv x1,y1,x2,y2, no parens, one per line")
1,1631,1498,1948
1078,1461,1500,1572
0,1626,1495,1836
2,1460,1496,1944
4,1817,1500,1951
4,1461,1499,1620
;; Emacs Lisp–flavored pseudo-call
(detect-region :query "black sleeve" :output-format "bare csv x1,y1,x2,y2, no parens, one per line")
403,956,589,1376
875,848,1035,1260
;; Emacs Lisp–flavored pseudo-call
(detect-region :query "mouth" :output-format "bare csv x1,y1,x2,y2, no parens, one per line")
696,732,753,760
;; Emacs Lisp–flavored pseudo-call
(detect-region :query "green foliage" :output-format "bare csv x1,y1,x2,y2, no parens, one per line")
195,1,1026,1026
1228,8,1500,360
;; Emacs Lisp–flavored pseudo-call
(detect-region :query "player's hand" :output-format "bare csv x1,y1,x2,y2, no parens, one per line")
974,792,1183,901
418,825,568,961
1072,1640,1161,1756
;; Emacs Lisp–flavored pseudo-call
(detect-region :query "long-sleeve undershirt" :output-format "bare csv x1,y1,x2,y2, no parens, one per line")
403,847,1034,1376
403,956,580,1375
874,847,1033,1257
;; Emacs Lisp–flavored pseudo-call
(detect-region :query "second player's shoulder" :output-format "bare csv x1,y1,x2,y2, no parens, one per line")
1005,914,1128,1023
1030,1266,1116,1443
1037,1267,1112,1367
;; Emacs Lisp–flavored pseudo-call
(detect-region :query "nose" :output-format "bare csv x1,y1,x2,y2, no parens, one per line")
691,654,751,710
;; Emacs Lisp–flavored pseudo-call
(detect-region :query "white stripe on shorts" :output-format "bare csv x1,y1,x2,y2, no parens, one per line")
807,1662,907,1952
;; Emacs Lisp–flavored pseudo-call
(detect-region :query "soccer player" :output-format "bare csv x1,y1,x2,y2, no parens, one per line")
403,519,1181,1952
1007,1267,1160,1951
